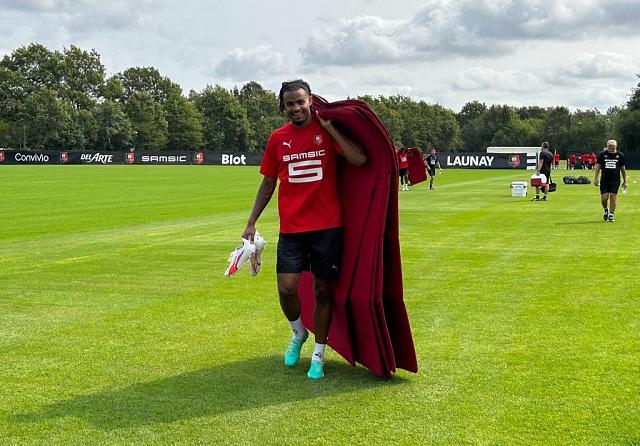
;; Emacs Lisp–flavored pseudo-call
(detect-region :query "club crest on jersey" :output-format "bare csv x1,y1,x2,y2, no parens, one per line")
314,135,322,145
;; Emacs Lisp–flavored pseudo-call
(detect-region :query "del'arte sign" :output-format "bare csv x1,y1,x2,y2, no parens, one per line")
438,152,528,169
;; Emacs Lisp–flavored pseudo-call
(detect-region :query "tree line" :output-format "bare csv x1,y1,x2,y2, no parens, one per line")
1,43,639,154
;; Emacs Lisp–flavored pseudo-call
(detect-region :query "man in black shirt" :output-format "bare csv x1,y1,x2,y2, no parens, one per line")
424,148,442,190
535,142,554,201
594,139,627,222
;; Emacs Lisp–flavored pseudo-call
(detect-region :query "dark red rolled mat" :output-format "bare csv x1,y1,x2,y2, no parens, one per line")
406,147,427,186
298,97,417,377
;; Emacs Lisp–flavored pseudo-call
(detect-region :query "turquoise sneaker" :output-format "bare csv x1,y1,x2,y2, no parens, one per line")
307,359,325,379
284,331,308,367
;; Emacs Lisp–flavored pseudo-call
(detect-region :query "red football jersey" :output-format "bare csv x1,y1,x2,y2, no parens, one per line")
260,119,343,233
397,153,409,169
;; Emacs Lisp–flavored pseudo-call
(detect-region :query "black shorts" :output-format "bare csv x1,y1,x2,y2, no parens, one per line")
277,228,343,279
427,168,436,177
399,168,408,177
600,181,620,194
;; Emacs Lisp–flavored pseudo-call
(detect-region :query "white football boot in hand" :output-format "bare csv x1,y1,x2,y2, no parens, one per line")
224,238,255,276
249,232,265,277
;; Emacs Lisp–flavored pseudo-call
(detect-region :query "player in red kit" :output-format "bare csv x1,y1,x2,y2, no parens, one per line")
397,148,410,191
242,80,366,379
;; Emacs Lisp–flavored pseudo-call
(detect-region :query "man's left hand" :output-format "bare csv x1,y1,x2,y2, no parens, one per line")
316,111,332,130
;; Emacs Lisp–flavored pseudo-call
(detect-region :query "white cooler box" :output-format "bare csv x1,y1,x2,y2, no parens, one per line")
511,181,528,197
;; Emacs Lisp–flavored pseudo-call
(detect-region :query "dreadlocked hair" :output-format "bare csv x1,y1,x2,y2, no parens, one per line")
278,79,311,112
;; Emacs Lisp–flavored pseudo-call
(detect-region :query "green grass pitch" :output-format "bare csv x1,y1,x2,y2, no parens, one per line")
1,165,639,445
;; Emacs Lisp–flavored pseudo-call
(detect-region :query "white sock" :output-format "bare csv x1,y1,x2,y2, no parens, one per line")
312,343,326,362
289,317,306,340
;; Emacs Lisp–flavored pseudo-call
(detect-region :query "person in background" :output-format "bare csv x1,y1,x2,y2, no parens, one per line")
568,152,576,170
594,139,627,222
534,142,554,201
424,147,442,190
397,147,410,191
553,151,560,170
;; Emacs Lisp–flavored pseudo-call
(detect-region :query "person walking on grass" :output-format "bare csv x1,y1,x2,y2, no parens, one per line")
424,148,442,190
594,139,627,222
242,79,367,379
534,142,554,201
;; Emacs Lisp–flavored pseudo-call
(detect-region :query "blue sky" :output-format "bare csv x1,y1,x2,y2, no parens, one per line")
1,0,639,111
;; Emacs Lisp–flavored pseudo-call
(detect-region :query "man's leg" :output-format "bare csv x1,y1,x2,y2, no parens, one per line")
278,272,309,367
278,273,302,323
306,276,332,379
608,193,617,221
306,228,341,379
313,276,332,345
600,193,610,221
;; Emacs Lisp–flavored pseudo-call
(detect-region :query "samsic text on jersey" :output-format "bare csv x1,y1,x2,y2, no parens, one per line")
261,119,343,233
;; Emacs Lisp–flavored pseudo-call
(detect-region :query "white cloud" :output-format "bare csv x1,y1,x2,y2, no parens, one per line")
301,16,408,66
0,0,159,34
214,45,289,81
570,83,629,108
559,52,633,79
453,67,544,93
301,0,640,67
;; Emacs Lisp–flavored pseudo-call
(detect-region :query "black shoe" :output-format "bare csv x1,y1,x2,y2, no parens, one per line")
608,214,615,222
533,196,540,201
603,211,609,221
542,195,547,201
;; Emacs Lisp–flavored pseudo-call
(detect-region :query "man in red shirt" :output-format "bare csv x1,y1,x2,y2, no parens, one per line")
580,153,590,169
242,80,366,379
397,147,410,191
553,151,560,170
568,152,576,170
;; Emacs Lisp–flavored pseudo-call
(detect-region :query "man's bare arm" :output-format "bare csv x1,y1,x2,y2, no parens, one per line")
242,176,277,240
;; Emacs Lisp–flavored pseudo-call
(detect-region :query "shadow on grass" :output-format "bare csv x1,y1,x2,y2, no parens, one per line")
555,221,604,225
12,355,405,430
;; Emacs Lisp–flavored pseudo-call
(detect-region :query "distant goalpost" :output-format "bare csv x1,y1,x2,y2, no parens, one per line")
487,146,539,170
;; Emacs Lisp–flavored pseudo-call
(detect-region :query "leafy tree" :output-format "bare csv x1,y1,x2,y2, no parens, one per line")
456,101,487,128
21,87,74,149
0,43,63,93
164,92,204,150
614,109,640,154
570,110,608,153
235,81,285,151
515,106,547,121
192,85,253,151
60,45,105,110
92,100,133,151
543,107,571,152
627,74,640,111
101,75,126,102
124,92,168,150
118,67,181,103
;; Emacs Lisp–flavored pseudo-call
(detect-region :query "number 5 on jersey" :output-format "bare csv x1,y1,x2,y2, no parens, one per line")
288,160,323,183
